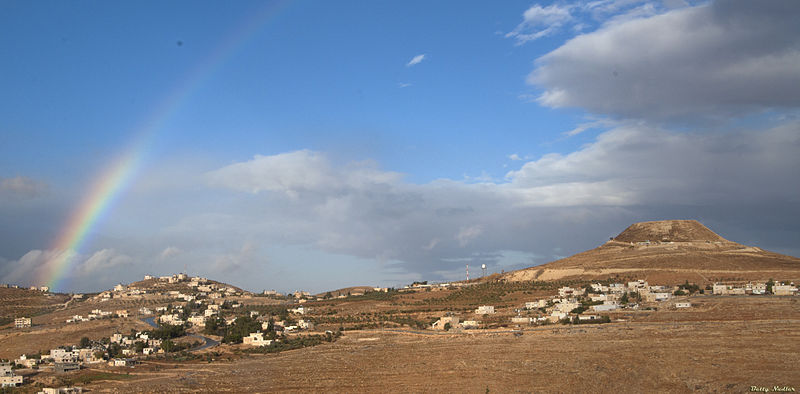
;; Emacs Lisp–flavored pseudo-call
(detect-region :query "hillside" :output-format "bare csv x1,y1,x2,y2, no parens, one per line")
503,220,800,284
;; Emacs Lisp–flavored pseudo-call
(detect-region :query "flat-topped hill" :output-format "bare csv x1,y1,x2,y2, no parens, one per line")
613,220,726,243
503,220,800,284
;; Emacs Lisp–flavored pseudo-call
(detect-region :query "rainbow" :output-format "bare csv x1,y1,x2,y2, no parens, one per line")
39,0,292,291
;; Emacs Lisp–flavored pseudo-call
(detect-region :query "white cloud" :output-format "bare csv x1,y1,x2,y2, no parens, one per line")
456,225,483,247
508,153,522,161
78,249,133,274
506,3,574,44
206,150,403,198
159,246,182,260
213,242,258,273
406,54,426,67
530,0,800,122
0,176,47,199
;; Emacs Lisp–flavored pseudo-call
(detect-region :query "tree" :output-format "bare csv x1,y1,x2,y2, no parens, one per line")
162,339,175,353
443,323,452,331
767,278,775,294
107,343,122,358
221,315,262,344
620,293,629,304
79,337,91,348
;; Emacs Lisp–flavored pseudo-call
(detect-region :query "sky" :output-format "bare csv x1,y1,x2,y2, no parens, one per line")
1,0,799,293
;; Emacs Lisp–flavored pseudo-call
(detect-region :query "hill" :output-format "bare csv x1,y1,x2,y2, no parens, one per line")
503,220,800,284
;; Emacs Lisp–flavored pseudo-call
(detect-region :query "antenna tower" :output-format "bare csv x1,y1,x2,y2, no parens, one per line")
466,264,469,281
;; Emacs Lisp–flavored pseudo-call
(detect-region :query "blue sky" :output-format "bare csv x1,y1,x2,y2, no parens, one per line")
1,0,799,293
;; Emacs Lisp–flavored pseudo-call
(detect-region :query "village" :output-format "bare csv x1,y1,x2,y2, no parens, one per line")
2,271,798,391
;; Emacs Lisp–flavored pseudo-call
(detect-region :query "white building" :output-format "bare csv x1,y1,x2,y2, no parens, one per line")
525,300,548,309
773,285,798,296
460,320,479,329
0,362,23,387
474,305,495,315
14,317,31,328
243,332,273,347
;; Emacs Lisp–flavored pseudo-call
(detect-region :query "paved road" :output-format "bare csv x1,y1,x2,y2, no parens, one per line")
140,317,219,352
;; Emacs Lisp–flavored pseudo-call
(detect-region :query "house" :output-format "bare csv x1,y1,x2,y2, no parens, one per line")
558,287,585,297
432,316,460,330
0,362,23,387
474,305,495,315
15,354,39,368
627,280,648,290
109,358,135,367
143,347,154,355
189,315,206,327
675,302,692,308
243,332,273,347
554,301,581,314
577,315,601,321
644,292,672,302
591,303,618,312
290,306,307,315
50,349,75,363
113,284,125,292
773,285,798,296
525,300,547,309
111,333,123,343
15,317,31,328
298,319,314,330
138,307,152,315
511,316,531,325
39,387,84,393
712,284,728,295
54,362,80,373
460,320,479,329
548,311,567,323
39,286,49,292
115,310,129,318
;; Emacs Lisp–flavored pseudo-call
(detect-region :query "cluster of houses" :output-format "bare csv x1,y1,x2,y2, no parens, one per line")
0,284,49,292
712,281,797,296
431,280,697,330
65,309,129,324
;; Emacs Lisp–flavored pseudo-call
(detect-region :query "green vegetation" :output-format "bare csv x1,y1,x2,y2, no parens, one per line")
79,336,91,348
147,324,186,340
244,331,341,354
161,339,200,353
67,372,135,385
678,281,701,294
221,316,263,344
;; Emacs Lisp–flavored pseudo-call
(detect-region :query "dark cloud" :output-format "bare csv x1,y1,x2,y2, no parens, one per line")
530,0,800,123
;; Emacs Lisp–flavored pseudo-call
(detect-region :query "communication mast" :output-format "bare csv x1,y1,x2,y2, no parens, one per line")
481,263,487,277
466,264,469,281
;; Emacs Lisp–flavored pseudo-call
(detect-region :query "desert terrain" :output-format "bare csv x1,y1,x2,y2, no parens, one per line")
2,220,798,393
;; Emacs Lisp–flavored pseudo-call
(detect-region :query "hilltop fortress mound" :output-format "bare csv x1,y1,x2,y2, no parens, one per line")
503,220,800,284
613,220,726,243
